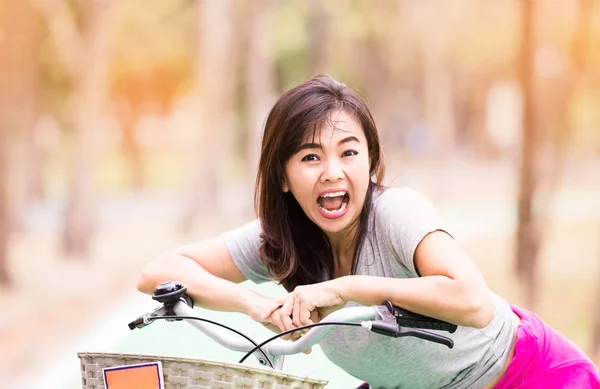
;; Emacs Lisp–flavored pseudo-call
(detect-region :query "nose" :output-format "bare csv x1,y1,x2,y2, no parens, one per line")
320,158,344,183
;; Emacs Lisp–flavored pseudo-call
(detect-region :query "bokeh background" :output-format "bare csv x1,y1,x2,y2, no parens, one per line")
1,0,599,388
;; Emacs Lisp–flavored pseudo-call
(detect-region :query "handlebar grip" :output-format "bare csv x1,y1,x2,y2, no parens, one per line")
383,301,457,333
369,321,454,348
128,315,147,330
399,328,454,349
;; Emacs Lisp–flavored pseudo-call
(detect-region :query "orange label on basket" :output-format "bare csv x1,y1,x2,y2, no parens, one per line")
103,362,164,389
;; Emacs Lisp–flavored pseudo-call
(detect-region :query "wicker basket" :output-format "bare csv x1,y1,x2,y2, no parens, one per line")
78,352,328,389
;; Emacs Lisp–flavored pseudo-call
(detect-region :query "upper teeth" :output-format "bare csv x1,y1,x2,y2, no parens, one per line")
321,191,346,198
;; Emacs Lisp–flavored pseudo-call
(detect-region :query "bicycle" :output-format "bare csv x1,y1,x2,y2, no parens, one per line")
78,281,457,389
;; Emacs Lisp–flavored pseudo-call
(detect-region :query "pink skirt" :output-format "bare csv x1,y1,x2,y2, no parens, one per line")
494,305,600,389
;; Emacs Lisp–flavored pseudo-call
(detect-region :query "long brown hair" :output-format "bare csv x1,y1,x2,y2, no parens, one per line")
254,74,385,291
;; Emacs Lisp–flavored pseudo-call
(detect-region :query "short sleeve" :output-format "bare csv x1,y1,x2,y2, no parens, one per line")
220,220,272,284
375,188,451,276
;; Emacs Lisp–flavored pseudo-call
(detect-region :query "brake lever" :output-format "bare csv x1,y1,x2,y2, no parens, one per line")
382,301,457,333
369,303,455,348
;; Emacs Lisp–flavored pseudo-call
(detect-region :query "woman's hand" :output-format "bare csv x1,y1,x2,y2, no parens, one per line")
264,281,346,335
246,292,281,324
250,281,347,355
246,293,312,353
246,293,291,337
262,306,320,354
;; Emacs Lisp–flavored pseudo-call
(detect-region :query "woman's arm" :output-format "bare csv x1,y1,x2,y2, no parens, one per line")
333,230,494,328
137,237,276,320
270,230,494,330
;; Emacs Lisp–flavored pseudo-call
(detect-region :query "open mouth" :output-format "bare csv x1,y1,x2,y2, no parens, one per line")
317,191,350,217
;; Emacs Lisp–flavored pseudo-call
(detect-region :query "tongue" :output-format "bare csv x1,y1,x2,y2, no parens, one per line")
320,196,344,211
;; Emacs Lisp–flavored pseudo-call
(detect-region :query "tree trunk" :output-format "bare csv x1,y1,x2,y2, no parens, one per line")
181,0,235,231
0,0,37,286
245,0,276,216
421,42,455,158
411,2,457,158
117,99,144,189
0,136,10,286
595,216,600,358
63,0,112,257
307,0,330,74
13,11,44,232
22,113,46,203
567,0,600,358
515,0,540,310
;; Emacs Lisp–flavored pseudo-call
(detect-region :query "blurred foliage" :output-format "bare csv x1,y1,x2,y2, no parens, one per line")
109,0,195,115
272,0,310,90
0,0,598,200
39,20,74,130
26,0,599,160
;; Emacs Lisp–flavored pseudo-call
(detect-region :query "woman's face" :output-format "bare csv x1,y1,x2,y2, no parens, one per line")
283,110,371,236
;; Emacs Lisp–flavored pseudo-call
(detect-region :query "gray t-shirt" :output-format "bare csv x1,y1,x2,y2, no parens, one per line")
221,188,515,389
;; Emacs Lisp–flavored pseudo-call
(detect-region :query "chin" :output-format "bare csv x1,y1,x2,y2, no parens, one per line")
317,217,355,235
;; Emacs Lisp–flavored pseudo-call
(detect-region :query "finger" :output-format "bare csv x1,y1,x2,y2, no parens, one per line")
310,309,321,323
302,347,313,355
281,333,292,341
260,303,283,320
268,312,291,340
277,310,297,337
292,294,302,327
299,299,312,326
290,330,302,342
280,296,295,332
262,323,280,334
280,294,294,317
263,322,292,341
304,310,320,334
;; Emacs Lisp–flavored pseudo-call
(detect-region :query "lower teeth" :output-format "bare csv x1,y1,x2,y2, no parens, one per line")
320,201,348,215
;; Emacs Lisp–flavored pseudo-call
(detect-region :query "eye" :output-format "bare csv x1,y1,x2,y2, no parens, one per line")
301,154,320,162
342,150,358,157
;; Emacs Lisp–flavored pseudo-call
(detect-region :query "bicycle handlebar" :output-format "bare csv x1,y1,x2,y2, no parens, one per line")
173,301,378,355
128,282,457,369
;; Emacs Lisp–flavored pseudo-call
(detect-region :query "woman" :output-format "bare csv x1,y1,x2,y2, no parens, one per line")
138,74,600,388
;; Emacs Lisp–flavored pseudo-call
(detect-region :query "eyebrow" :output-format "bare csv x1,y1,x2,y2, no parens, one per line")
296,136,361,152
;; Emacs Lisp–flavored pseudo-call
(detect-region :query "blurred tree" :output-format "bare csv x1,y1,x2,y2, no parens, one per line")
359,2,402,143
244,0,277,208
37,6,74,134
322,1,406,144
419,9,455,157
114,86,145,189
412,1,476,158
0,0,38,285
63,0,113,257
307,0,331,74
62,0,113,257
181,0,236,231
8,7,45,233
38,0,113,257
566,0,600,358
110,0,193,189
516,0,540,309
451,2,519,158
539,0,593,208
271,0,309,91
0,134,8,286
364,1,419,148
